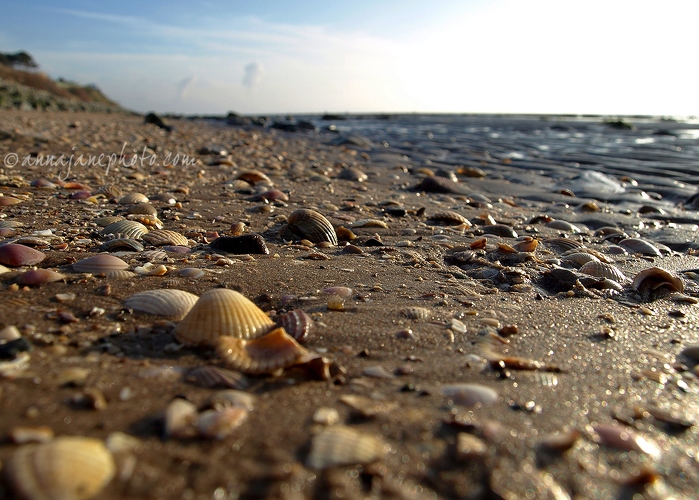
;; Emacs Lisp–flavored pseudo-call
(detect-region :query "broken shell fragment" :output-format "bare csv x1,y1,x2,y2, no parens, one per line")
306,425,387,469
5,436,116,500
215,327,309,375
286,209,338,245
72,254,129,273
0,244,46,267
175,289,277,344
123,289,199,319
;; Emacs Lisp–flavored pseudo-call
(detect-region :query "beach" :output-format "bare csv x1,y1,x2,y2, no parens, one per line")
1,110,699,499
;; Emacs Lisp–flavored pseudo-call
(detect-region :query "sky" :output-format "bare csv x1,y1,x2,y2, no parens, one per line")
1,1,698,116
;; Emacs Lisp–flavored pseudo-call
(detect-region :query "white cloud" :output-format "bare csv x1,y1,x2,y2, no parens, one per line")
242,62,264,90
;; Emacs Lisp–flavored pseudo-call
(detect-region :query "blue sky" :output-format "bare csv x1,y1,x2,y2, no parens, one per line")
2,1,697,115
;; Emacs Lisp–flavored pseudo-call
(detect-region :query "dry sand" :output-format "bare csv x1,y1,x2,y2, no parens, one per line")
1,111,699,499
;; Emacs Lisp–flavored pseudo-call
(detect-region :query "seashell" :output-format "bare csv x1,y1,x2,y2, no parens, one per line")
546,219,581,233
209,234,269,254
93,216,125,227
441,383,499,406
276,309,314,342
12,236,51,248
579,261,629,283
538,430,580,453
125,203,157,216
322,286,353,298
0,196,22,206
236,170,272,185
140,249,167,261
16,269,65,286
592,424,660,456
340,394,399,417
134,263,167,276
456,433,488,460
208,389,256,411
105,270,137,279
142,230,189,247
98,238,144,252
307,425,387,469
30,178,57,189
127,214,163,229
0,220,24,228
335,226,356,241
178,268,206,279
482,224,517,238
457,165,486,178
350,219,389,229
313,407,341,426
101,220,149,239
618,238,661,257
428,211,471,227
5,436,116,500
414,176,469,194
162,245,191,254
632,267,683,294
215,327,309,374
247,189,288,202
287,209,338,245
337,168,368,182
543,237,584,252
195,407,249,440
163,398,197,439
400,307,431,320
561,252,600,268
0,244,46,267
175,289,277,344
513,237,538,252
118,192,149,205
123,289,199,319
185,365,250,390
73,254,129,273
94,185,123,200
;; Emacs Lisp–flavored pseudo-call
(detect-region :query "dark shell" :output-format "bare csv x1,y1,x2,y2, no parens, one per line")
247,189,289,202
0,244,46,267
209,234,269,255
337,168,368,182
414,176,469,195
287,209,338,245
97,238,144,253
482,224,518,238
126,203,158,216
276,309,314,342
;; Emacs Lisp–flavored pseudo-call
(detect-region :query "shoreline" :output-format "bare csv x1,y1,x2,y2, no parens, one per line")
1,111,699,499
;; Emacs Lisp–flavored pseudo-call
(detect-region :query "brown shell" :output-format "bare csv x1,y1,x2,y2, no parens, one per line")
142,230,189,247
276,309,314,342
215,327,309,374
125,203,158,216
561,252,600,268
0,244,46,267
72,254,129,273
236,170,272,185
482,224,517,238
287,209,338,245
633,267,683,293
513,237,538,253
6,436,115,500
16,269,66,286
93,216,125,227
175,289,277,345
123,289,199,319
127,214,163,229
428,211,471,226
118,192,149,205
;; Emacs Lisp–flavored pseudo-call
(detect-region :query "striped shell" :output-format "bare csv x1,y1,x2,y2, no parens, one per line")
184,365,250,390
618,238,661,257
142,230,189,247
127,214,163,229
123,289,199,319
98,238,144,252
578,261,629,283
94,185,123,200
105,270,137,279
276,309,314,342
306,425,387,469
93,216,125,227
543,237,584,253
215,327,309,374
286,209,338,245
101,220,149,239
429,211,471,226
561,252,600,268
73,254,129,273
400,307,431,320
175,289,277,345
125,203,157,216
118,192,149,205
633,267,683,293
5,436,115,500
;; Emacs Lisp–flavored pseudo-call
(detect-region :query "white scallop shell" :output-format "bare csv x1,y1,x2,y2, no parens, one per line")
101,220,149,239
123,289,199,319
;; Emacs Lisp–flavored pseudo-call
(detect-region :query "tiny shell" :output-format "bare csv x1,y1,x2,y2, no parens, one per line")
546,219,581,233
93,216,125,227
429,211,471,226
632,267,683,294
73,254,129,273
322,286,353,298
16,269,65,286
215,327,309,374
618,238,661,257
142,230,189,247
307,425,387,469
195,407,249,439
209,234,269,254
175,289,277,344
118,192,149,204
236,170,272,185
482,224,517,238
287,209,338,245
456,433,488,459
185,365,250,390
163,398,197,439
101,220,149,239
276,309,314,342
0,244,46,267
98,238,144,253
6,436,116,500
592,424,660,456
133,263,168,276
105,270,137,279
351,219,389,229
414,176,469,194
562,252,599,267
442,383,498,406
579,261,629,283
123,289,199,319
337,167,368,182
248,189,288,202
544,237,584,252
400,307,431,320
208,389,256,411
178,268,206,279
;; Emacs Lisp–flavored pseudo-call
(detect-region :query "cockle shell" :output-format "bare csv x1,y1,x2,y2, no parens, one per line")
633,267,683,294
543,237,584,253
101,220,149,239
618,238,661,257
142,230,189,247
118,192,149,205
93,216,125,227
275,309,314,342
127,214,163,229
73,254,129,273
215,327,309,374
0,244,46,267
306,425,387,469
123,289,199,319
174,289,276,345
125,202,157,216
562,252,600,267
578,261,629,283
428,211,471,226
98,238,144,253
5,436,116,500
185,365,250,390
286,209,338,245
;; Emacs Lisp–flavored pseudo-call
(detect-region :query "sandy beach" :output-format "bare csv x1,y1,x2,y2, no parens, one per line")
1,110,699,499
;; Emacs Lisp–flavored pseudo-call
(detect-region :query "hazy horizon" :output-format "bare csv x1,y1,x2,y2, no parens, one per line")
3,1,698,117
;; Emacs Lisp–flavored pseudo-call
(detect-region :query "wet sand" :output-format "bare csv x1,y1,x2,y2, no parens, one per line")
1,111,699,499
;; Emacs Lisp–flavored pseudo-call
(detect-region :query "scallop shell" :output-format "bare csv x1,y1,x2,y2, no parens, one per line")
16,269,65,286
93,216,125,227
618,238,661,257
306,425,387,469
399,307,431,320
105,270,137,279
276,309,314,342
215,327,309,374
5,436,116,500
579,261,629,283
123,289,199,319
118,192,149,205
125,203,157,216
94,185,123,200
142,230,189,247
174,289,277,345
140,249,167,260
73,254,129,273
441,383,499,406
287,209,338,245
428,211,471,226
101,220,149,239
633,267,683,294
0,244,46,267
184,365,250,390
561,252,600,268
98,238,144,252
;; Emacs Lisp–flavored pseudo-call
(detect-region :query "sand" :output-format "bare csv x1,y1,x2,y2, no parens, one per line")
0,110,699,499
